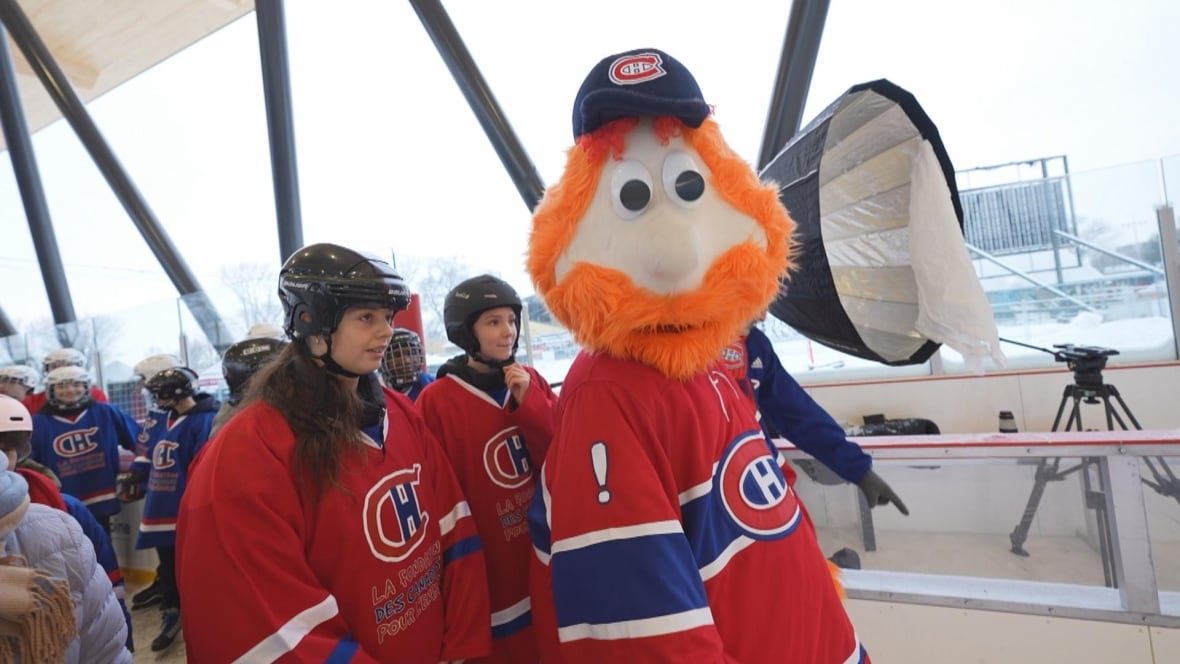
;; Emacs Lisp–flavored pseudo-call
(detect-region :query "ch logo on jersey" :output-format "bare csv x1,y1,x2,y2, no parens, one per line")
52,427,101,458
715,431,801,540
609,53,665,85
721,341,746,375
152,441,180,470
363,465,429,563
483,427,532,489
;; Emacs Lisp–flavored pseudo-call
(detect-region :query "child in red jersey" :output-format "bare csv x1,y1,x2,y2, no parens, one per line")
418,275,557,663
176,243,489,663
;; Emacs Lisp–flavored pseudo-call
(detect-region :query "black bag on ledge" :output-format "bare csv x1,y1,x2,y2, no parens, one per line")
847,413,941,437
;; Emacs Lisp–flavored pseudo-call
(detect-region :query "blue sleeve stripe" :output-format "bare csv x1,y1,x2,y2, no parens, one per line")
551,520,683,554
491,610,533,639
552,531,708,627
527,474,552,558
558,606,714,644
442,534,481,565
679,489,749,570
325,634,359,663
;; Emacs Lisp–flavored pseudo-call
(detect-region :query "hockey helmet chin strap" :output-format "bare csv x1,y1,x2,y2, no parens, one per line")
308,335,364,379
468,350,516,371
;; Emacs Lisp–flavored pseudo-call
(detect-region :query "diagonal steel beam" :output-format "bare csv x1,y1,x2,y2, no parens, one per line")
0,302,15,337
757,0,830,171
0,22,76,334
409,0,545,211
0,0,233,350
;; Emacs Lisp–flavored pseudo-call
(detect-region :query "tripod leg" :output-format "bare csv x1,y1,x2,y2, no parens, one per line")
1068,392,1084,431
1010,387,1079,556
1010,458,1061,556
1083,460,1118,588
1142,457,1180,507
1102,387,1119,431
1050,386,1071,431
1107,385,1143,430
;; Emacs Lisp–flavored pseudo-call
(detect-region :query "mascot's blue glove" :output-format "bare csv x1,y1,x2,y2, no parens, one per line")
858,469,908,515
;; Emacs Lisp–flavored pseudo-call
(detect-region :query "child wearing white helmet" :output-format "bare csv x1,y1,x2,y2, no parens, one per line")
0,365,38,401
23,349,109,415
29,367,139,533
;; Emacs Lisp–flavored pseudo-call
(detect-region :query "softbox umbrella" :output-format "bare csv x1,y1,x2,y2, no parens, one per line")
761,79,1003,369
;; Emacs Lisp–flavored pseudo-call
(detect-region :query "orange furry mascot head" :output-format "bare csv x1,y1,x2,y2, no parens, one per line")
528,48,794,380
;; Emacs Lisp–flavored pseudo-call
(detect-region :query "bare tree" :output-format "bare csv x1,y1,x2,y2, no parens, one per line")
183,336,223,374
397,256,484,341
219,262,284,334
18,315,123,368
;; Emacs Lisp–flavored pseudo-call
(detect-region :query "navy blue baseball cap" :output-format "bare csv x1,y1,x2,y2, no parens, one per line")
572,48,711,139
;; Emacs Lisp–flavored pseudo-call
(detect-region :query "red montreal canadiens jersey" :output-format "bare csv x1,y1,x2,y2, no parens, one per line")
177,390,490,663
417,368,557,664
529,352,867,663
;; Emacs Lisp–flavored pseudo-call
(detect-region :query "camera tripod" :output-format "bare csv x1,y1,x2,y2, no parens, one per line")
1007,354,1179,589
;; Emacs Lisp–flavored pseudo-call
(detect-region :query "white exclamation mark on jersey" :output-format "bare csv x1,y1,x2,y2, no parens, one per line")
591,441,610,504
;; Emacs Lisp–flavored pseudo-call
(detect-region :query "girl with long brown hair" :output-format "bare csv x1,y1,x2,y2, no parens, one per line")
177,243,489,663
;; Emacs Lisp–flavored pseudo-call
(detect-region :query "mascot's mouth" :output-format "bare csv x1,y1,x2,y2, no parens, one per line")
639,323,695,334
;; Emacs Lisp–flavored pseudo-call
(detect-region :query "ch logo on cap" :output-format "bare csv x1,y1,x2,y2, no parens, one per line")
609,53,666,86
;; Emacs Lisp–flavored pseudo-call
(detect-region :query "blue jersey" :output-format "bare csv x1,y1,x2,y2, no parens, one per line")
30,403,139,517
137,395,219,549
132,406,171,476
742,326,871,483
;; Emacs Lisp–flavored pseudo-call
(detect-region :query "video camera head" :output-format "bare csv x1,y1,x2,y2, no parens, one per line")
1052,344,1118,386
1051,344,1119,362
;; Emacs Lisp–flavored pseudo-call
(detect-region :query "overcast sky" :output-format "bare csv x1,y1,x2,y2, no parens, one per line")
2,0,1179,360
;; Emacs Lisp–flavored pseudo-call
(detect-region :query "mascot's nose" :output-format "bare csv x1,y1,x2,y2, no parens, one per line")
639,213,700,291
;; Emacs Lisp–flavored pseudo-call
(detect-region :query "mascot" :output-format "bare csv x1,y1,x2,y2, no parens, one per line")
527,48,868,663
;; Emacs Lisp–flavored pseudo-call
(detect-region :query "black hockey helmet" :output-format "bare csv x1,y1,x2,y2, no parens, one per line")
145,367,199,408
278,243,411,341
381,328,425,388
222,337,286,400
444,275,522,361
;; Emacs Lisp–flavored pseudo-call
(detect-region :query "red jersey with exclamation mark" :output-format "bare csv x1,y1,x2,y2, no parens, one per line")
528,351,866,663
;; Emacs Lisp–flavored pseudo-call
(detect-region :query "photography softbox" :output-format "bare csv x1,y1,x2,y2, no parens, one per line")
761,79,1003,370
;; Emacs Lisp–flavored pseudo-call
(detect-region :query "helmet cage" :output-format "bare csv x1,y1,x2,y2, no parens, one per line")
382,329,425,388
45,366,91,409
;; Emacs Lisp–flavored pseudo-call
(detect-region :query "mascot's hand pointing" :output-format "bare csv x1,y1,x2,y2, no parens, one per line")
504,363,531,406
858,469,909,515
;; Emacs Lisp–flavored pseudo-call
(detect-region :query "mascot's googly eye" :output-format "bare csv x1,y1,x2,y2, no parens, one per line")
610,160,653,220
662,151,705,207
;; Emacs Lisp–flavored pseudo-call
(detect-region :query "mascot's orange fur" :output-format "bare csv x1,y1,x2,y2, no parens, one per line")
524,48,866,663
529,115,793,379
